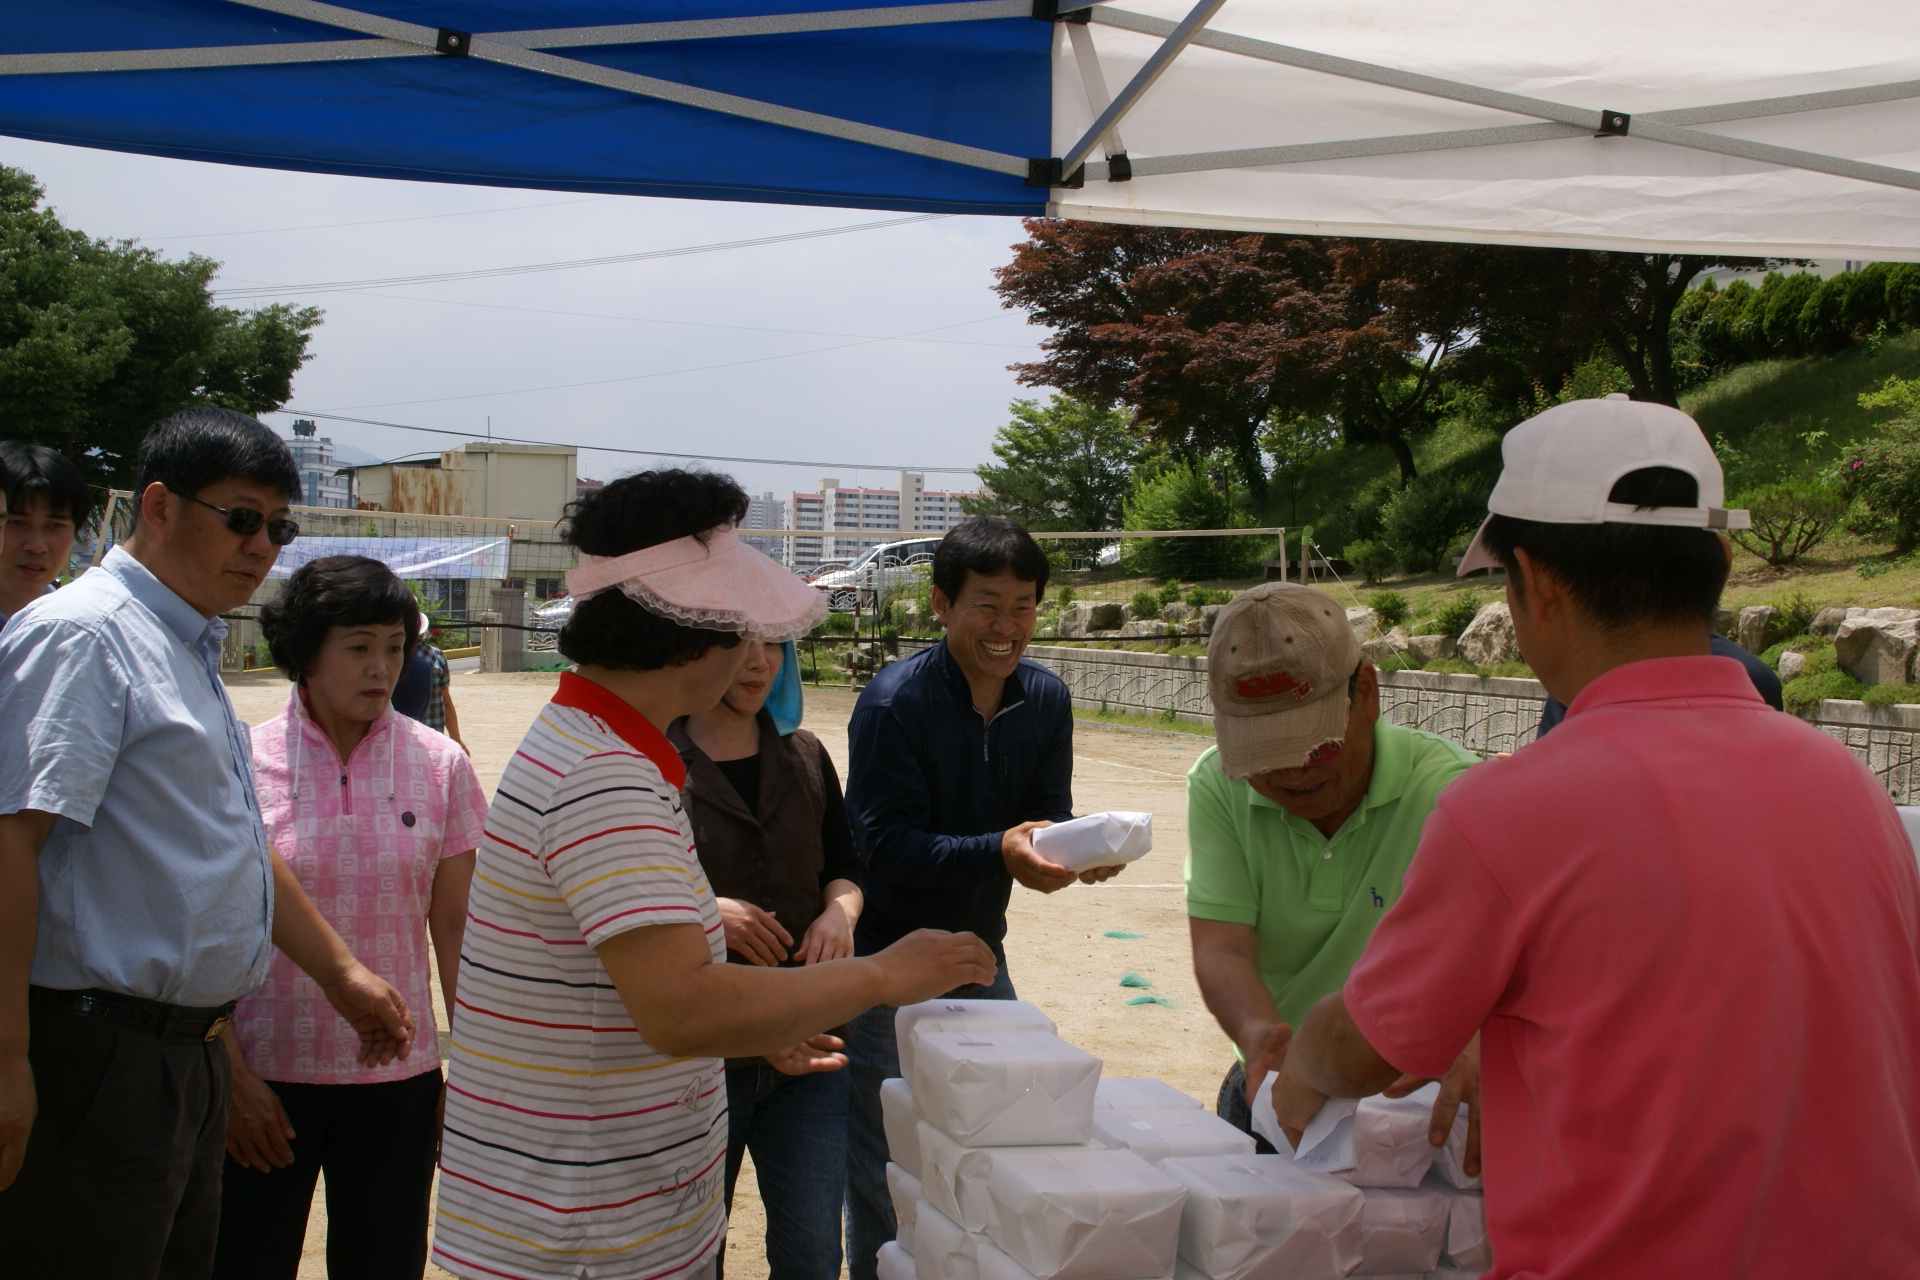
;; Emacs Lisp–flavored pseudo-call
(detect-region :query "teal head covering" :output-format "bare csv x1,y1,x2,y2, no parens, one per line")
768,639,804,735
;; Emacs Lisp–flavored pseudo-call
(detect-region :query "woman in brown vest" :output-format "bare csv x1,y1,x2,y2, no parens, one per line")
672,640,864,1280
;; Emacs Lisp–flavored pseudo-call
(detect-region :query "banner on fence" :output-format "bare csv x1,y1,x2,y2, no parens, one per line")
267,536,512,581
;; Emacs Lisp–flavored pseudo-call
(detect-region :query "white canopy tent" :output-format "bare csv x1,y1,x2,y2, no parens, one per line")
1048,0,1920,257
2,0,1917,255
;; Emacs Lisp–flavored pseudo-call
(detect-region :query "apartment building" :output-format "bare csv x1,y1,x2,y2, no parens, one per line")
785,471,977,574
743,491,787,561
284,419,351,509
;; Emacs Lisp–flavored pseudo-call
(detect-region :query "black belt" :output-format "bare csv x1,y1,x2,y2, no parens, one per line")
29,986,237,1043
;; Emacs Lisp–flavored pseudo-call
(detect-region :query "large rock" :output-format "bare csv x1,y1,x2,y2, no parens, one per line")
1406,633,1458,666
1457,602,1519,667
1344,606,1380,644
1058,600,1125,637
1057,602,1092,639
1710,606,1736,637
1359,627,1410,667
1119,619,1171,639
1161,602,1193,623
1736,605,1780,655
1834,608,1920,685
1810,607,1849,638
1198,604,1227,635
1088,601,1126,632
1777,650,1806,681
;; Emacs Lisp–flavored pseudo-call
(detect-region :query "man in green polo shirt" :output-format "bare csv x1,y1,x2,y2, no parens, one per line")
1185,582,1477,1148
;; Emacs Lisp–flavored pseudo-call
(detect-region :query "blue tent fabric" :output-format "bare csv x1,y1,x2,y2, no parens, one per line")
0,2,1053,216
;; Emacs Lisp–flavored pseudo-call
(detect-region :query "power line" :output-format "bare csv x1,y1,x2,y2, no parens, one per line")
314,315,1005,411
273,410,984,474
135,195,619,242
211,213,948,300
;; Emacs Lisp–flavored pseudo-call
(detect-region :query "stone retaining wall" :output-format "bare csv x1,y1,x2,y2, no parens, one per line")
895,638,1920,802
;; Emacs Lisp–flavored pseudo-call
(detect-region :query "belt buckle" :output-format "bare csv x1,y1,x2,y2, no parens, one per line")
204,1013,231,1043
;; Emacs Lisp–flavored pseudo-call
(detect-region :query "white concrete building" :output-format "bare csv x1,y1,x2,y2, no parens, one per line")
786,472,978,574
285,419,351,509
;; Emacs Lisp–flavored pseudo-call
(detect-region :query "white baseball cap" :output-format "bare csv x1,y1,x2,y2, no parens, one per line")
1457,394,1750,577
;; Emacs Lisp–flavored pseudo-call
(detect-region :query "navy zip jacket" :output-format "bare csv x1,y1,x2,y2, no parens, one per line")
846,639,1074,960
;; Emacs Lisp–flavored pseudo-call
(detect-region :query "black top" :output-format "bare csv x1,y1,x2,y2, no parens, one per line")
714,754,763,817
1536,631,1785,738
844,639,1075,960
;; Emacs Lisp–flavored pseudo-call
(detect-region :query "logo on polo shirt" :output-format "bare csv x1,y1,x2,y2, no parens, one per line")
1370,886,1384,907
1235,670,1313,701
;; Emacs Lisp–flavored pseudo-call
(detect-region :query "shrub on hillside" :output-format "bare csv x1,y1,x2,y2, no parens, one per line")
1184,585,1230,608
1157,580,1183,606
1368,591,1410,629
1772,589,1819,640
1344,539,1396,585
1054,584,1076,607
1433,591,1484,639
1120,461,1264,579
1843,378,1920,550
1130,591,1161,621
1730,478,1847,566
1381,473,1487,573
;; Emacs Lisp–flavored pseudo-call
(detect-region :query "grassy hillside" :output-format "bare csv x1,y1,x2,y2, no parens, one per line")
1683,329,1920,465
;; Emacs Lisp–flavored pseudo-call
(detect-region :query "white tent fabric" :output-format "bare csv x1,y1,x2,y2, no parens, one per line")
1047,0,1920,258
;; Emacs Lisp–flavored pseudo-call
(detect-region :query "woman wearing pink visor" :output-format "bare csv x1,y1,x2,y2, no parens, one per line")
432,471,997,1280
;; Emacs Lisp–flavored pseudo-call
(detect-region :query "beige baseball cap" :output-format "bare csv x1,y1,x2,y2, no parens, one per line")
1207,583,1361,780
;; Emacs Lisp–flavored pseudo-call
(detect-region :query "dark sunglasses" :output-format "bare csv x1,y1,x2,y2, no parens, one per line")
167,486,300,546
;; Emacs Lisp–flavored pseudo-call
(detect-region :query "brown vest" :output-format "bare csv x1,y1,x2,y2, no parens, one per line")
670,712,830,964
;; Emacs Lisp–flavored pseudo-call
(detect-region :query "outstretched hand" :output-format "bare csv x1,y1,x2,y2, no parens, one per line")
320,963,415,1066
766,1033,848,1076
874,929,999,1006
1002,822,1074,893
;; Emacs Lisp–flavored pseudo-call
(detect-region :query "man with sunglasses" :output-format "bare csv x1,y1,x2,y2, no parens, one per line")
0,408,414,1280
1185,583,1479,1161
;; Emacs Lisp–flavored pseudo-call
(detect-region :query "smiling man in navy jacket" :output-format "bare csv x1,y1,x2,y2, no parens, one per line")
841,516,1122,1280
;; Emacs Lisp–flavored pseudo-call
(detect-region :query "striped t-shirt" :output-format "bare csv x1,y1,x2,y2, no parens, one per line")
434,673,728,1280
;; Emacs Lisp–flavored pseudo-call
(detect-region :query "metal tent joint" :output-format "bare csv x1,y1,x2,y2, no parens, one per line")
1106,152,1132,181
1597,109,1630,137
1026,157,1086,187
1031,1,1092,22
434,28,472,57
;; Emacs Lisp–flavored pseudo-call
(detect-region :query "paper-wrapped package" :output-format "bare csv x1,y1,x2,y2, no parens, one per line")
1090,1108,1255,1164
880,1241,916,1280
978,1147,1188,1280
915,1203,983,1280
1345,1087,1442,1189
918,1118,1103,1230
890,1163,923,1253
884,1077,924,1178
911,1031,1101,1147
975,1237,1045,1280
896,999,1057,1081
1095,1079,1203,1112
1031,811,1154,872
1429,1106,1479,1191
1429,1178,1491,1272
1349,1186,1450,1276
1159,1154,1364,1280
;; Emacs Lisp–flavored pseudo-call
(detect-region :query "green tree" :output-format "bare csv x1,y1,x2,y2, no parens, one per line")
963,394,1144,532
1259,411,1341,525
1119,460,1264,579
0,166,321,486
1380,472,1486,572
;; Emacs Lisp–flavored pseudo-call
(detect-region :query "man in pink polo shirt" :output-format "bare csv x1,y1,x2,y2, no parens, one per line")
1272,395,1920,1277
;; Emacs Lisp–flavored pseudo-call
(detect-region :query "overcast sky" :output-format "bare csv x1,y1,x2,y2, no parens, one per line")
2,136,1049,506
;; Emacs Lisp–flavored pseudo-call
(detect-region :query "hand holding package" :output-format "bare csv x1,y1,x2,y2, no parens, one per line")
1350,1186,1449,1276
1429,1105,1479,1191
1159,1153,1364,1280
896,999,1058,1080
1248,1072,1357,1175
1090,1108,1255,1164
1346,1086,1442,1189
1030,811,1154,872
911,1031,1100,1147
979,1147,1188,1280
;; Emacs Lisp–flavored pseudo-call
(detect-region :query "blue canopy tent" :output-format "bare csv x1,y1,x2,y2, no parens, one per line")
2,1,1918,253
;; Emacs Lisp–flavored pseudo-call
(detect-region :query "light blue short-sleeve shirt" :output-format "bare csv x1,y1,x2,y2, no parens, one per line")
0,546,274,1006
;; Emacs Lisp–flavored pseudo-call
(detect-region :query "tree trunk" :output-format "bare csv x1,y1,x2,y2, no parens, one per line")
1232,427,1268,506
1379,428,1417,488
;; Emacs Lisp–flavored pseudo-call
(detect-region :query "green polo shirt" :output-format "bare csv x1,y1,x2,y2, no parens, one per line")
1185,722,1478,1035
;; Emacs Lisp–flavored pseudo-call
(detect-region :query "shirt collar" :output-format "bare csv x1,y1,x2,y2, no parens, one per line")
935,638,1029,712
1564,654,1765,720
553,671,688,788
285,682,398,745
100,545,219,647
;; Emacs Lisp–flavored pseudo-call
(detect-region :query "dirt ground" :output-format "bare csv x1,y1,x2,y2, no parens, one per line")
222,670,1232,1280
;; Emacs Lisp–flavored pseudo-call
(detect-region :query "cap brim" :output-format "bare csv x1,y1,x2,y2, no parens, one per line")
1214,687,1352,780
1456,516,1499,578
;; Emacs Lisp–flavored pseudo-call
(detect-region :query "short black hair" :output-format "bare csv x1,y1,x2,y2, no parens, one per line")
931,515,1050,603
0,441,93,531
134,407,302,520
260,555,420,682
1479,467,1728,629
558,469,749,671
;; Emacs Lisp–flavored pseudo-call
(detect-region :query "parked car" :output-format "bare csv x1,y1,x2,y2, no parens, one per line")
809,537,938,612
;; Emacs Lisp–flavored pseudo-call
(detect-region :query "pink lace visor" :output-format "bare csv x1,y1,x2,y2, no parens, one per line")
565,525,828,642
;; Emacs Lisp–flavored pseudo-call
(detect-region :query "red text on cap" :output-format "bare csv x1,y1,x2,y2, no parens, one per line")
1235,670,1313,701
